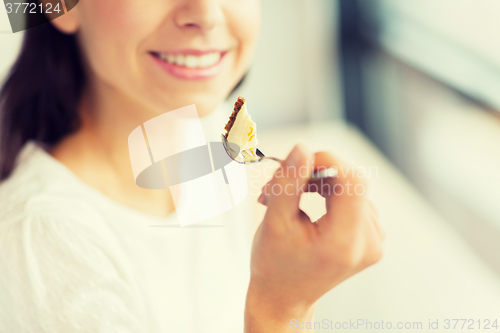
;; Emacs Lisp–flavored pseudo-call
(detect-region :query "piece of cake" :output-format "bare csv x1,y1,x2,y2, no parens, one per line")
224,97,258,154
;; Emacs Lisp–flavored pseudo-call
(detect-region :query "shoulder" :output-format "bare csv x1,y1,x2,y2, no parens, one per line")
0,141,59,223
0,141,101,226
0,211,146,332
0,143,146,331
0,200,146,332
0,140,121,268
0,142,120,257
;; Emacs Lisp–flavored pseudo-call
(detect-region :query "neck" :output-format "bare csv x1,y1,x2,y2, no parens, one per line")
50,78,176,218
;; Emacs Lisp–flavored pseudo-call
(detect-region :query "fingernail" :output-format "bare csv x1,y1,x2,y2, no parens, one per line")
286,144,305,167
258,182,270,205
257,192,267,205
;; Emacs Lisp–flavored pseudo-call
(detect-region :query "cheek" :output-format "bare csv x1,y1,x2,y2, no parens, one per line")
229,1,261,62
75,0,164,86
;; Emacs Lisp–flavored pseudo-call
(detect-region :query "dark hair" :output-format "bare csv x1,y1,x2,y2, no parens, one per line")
0,10,85,181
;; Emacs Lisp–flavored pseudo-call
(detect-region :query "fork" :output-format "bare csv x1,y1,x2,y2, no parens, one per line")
221,134,337,180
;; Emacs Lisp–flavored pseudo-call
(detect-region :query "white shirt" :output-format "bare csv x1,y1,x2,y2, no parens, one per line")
0,140,254,333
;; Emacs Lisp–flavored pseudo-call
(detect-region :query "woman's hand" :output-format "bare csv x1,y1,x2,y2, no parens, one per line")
245,145,385,333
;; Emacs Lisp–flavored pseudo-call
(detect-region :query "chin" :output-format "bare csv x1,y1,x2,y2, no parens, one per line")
169,91,229,117
195,106,215,118
148,95,221,119
192,98,225,118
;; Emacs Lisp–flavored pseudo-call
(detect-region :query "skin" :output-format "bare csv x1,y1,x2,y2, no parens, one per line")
50,0,260,216
48,1,384,332
247,146,384,332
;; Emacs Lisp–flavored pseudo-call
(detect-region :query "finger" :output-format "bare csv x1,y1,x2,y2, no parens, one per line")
257,191,267,205
313,152,367,231
365,200,384,241
364,220,385,265
303,153,357,199
370,215,385,242
262,153,340,204
368,200,379,218
303,176,339,198
298,209,312,224
265,144,314,220
257,181,272,206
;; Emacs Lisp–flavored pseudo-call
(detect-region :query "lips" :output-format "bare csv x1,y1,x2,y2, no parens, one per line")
151,51,222,69
149,50,227,80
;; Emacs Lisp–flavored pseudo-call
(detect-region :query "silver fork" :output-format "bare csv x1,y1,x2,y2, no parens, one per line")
221,134,337,180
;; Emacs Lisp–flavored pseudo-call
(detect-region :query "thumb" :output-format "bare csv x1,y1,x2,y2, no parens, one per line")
265,144,313,219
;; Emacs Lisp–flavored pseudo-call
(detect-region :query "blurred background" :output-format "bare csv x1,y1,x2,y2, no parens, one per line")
243,0,500,275
2,0,500,331
241,0,500,329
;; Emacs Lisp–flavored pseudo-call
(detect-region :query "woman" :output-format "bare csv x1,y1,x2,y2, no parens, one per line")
0,1,384,332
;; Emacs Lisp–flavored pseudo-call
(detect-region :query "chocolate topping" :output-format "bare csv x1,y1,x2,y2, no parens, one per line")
224,96,246,138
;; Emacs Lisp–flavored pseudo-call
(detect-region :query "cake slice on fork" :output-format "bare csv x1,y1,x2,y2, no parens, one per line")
224,97,258,155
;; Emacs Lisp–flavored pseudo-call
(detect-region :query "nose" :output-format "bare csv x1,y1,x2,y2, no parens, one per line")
174,0,224,32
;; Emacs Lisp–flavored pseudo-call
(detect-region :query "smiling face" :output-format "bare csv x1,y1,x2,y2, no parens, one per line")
54,0,261,117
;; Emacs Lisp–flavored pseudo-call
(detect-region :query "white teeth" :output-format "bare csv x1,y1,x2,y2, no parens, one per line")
185,55,198,68
156,52,222,68
175,54,185,66
213,52,221,64
167,54,176,63
199,54,210,68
